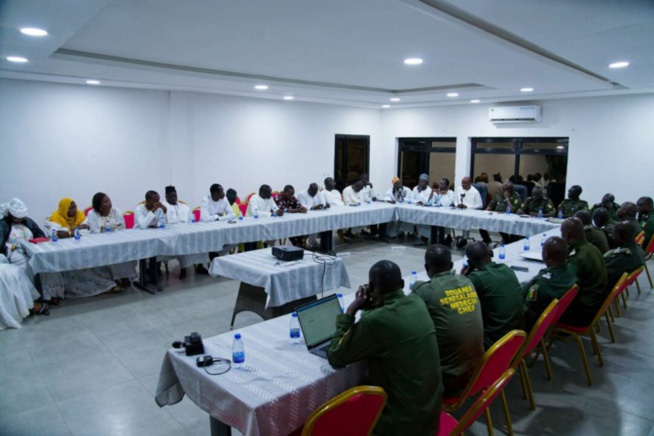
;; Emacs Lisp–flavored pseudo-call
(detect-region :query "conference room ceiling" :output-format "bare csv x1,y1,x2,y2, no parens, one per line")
1,0,653,108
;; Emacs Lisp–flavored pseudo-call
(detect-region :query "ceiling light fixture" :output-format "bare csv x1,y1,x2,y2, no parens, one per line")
390,98,401,102
447,93,459,97
6,56,28,63
254,85,268,90
556,145,565,149
382,104,391,108
520,87,534,92
86,80,101,85
470,99,481,104
283,96,294,100
20,27,48,36
609,61,629,69
404,58,423,65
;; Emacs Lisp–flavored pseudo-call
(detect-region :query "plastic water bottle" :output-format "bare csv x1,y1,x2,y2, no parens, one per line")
409,271,417,290
74,228,81,241
558,209,563,220
232,334,245,369
51,228,58,242
272,209,278,218
506,205,511,215
337,293,345,312
499,243,506,260
538,208,543,219
190,215,196,224
158,211,166,229
253,207,259,219
541,233,547,247
104,219,112,234
523,236,530,251
289,313,301,345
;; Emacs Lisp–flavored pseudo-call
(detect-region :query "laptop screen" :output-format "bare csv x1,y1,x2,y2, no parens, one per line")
296,295,342,348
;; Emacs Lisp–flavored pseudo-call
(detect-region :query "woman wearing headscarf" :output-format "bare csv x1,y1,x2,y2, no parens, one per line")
86,192,137,286
0,198,64,306
46,198,118,298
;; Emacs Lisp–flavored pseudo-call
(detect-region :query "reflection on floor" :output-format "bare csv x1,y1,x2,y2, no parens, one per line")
1,232,653,435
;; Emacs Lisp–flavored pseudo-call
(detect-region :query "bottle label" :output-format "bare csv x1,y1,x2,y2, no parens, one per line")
233,351,245,364
290,329,301,339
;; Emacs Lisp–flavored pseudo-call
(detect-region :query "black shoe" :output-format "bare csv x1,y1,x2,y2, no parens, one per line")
195,265,209,275
456,239,468,249
179,268,188,280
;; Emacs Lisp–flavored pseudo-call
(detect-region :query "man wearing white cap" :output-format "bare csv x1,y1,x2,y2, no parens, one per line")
412,174,432,204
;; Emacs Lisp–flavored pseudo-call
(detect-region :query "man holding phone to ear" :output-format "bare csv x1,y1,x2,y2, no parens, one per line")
327,260,443,436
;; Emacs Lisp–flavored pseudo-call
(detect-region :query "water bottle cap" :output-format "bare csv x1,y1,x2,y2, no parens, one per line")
337,293,343,297
412,271,417,274
500,243,505,246
234,333,241,339
292,312,297,317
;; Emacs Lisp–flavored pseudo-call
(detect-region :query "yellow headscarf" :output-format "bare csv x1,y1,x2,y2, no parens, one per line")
49,198,86,232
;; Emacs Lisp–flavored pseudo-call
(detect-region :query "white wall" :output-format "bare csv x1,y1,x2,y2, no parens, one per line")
0,79,381,222
380,94,654,204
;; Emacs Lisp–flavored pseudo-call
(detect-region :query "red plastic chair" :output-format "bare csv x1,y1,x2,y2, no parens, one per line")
553,273,628,385
299,386,387,436
192,207,201,223
123,211,135,229
437,369,517,436
83,206,93,216
635,230,645,246
442,330,526,436
613,266,644,316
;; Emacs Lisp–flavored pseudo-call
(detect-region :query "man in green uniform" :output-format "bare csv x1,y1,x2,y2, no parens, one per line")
637,196,654,250
558,185,589,218
591,193,620,222
413,245,484,397
480,181,523,244
558,218,608,327
592,207,615,249
617,202,642,238
517,186,555,217
574,210,609,254
604,222,646,291
522,237,578,330
462,242,525,349
328,260,442,435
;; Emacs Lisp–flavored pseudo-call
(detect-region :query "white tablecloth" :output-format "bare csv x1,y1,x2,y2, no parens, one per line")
155,313,365,436
0,264,41,330
209,248,350,308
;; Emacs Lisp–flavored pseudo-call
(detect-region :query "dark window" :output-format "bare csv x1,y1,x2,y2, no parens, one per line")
398,138,456,189
334,135,370,193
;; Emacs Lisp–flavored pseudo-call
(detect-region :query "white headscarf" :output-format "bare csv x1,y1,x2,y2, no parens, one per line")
0,198,28,219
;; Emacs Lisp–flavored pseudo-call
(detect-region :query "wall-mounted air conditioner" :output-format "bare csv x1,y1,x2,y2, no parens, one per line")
489,105,542,124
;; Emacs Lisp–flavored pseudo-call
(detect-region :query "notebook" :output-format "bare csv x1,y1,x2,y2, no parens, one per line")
520,251,544,262
295,294,342,358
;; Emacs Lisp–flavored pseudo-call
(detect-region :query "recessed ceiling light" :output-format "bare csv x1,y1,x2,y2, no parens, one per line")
470,99,481,104
447,93,459,97
382,104,391,108
556,145,565,149
6,56,28,63
20,27,48,37
86,80,101,85
609,61,629,69
283,96,294,100
520,87,534,92
390,98,401,102
254,85,268,90
404,58,423,65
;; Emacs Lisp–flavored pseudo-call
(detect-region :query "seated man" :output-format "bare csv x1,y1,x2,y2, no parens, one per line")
247,184,281,247
413,245,484,397
557,185,589,218
322,177,344,207
487,172,503,199
558,218,608,327
637,196,654,249
360,173,378,202
592,207,614,249
517,186,555,217
604,222,646,292
574,210,609,254
462,242,525,349
342,180,364,206
328,260,442,435
299,183,328,249
162,186,210,278
200,183,235,222
274,185,307,247
480,181,522,245
617,202,642,238
225,189,242,219
522,237,577,330
454,176,483,248
384,177,411,203
135,190,167,229
591,193,620,222
418,179,455,246
411,173,431,204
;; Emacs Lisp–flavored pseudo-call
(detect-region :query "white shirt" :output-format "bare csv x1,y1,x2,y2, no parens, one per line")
342,186,364,206
411,186,431,204
454,186,483,209
429,190,455,207
322,189,344,207
361,185,377,202
135,203,166,229
385,186,411,203
87,208,126,233
299,190,327,209
200,195,234,222
246,194,278,218
163,202,192,224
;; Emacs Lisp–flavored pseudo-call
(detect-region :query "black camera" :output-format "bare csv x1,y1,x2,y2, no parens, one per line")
172,332,205,356
196,355,214,367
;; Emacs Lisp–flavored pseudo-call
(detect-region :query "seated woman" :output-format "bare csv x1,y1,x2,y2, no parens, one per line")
1,256,50,327
46,198,118,298
0,198,64,305
86,192,137,286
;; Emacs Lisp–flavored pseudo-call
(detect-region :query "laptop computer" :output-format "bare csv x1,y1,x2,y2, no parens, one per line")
296,294,343,358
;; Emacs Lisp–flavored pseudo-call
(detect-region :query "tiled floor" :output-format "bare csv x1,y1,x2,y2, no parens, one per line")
1,233,653,436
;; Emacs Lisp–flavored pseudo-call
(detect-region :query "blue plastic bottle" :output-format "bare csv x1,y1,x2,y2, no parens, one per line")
51,228,58,243
337,293,345,313
232,334,245,368
523,237,530,251
558,209,563,220
499,243,506,260
74,228,81,241
538,208,543,219
289,313,301,345
409,271,417,290
158,211,166,229
541,233,547,247
506,205,511,215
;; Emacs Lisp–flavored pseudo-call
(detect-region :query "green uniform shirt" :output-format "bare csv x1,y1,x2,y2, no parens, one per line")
413,270,484,397
488,192,522,213
591,202,620,222
468,262,525,349
327,290,442,436
629,219,643,239
558,199,589,218
562,240,607,325
584,225,610,254
639,211,654,249
604,242,646,291
521,263,577,330
520,197,555,216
